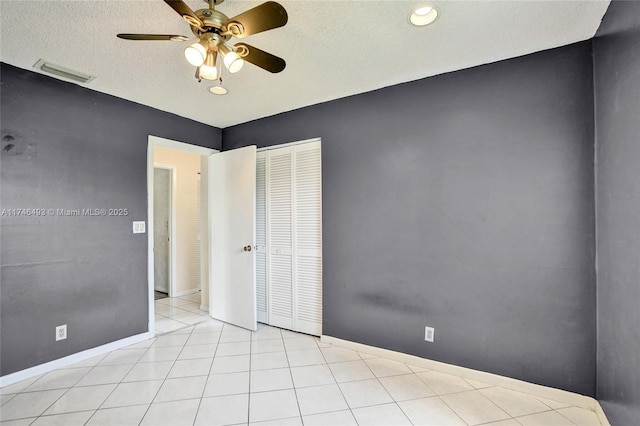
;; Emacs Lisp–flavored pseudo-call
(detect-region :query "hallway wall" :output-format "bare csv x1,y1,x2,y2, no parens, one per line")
154,146,202,296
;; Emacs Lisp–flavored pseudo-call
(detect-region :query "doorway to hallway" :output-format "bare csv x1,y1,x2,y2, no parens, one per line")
147,135,217,336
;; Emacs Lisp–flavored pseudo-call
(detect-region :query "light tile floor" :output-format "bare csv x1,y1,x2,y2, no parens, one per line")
0,296,604,426
154,293,211,334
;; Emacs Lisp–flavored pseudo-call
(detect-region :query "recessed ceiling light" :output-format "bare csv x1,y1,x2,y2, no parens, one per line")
209,86,228,95
410,5,438,26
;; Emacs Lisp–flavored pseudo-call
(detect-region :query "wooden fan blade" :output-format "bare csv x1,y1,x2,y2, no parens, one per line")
117,34,189,41
226,2,287,38
235,43,286,73
163,0,203,28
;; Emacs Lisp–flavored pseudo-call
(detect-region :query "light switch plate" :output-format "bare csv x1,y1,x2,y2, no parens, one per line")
133,221,146,234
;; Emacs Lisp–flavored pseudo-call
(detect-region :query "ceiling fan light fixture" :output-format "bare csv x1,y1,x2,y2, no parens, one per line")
410,5,438,26
184,42,207,66
117,0,289,82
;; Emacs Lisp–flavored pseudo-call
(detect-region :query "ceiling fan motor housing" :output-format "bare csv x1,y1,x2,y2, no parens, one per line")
190,8,232,41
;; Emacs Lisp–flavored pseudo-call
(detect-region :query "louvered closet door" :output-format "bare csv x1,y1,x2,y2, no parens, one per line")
267,147,294,330
260,140,322,335
256,152,268,323
293,141,322,335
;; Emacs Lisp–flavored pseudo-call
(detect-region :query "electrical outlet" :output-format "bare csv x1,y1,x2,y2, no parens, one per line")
56,324,67,341
425,326,434,343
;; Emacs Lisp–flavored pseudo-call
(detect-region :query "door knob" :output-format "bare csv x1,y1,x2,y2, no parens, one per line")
243,245,252,252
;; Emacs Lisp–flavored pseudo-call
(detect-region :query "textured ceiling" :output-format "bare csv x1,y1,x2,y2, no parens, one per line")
1,0,610,128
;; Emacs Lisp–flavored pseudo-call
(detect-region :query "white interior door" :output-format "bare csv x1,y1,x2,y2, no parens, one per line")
209,145,257,331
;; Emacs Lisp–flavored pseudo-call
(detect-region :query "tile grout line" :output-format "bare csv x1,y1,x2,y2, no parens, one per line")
191,319,225,426
281,328,304,424
435,387,502,426
246,327,257,424
412,369,508,426
29,349,143,424
23,351,121,424
126,323,197,425
6,382,75,423
154,295,210,334
77,358,138,425
317,343,362,425
357,351,416,425
465,384,585,425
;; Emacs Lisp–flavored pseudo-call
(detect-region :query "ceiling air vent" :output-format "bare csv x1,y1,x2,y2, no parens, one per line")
33,59,95,84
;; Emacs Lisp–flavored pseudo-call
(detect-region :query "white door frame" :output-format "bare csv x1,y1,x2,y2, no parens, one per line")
153,163,176,296
147,135,217,337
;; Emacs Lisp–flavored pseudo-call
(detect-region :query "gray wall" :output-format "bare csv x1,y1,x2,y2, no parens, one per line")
224,42,597,396
0,63,221,375
593,0,640,424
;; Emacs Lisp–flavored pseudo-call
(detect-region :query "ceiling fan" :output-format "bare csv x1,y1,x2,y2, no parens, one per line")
117,0,287,86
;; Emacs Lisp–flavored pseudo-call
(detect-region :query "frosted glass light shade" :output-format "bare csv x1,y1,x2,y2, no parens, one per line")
223,52,244,73
199,64,217,80
184,43,206,66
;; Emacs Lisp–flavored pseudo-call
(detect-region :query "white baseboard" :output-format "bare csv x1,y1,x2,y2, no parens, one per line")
0,331,152,388
321,335,603,413
199,304,209,312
